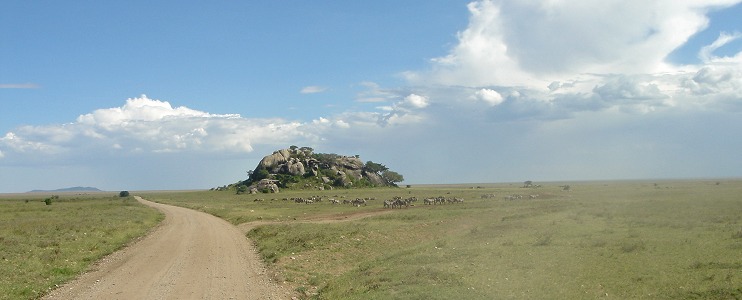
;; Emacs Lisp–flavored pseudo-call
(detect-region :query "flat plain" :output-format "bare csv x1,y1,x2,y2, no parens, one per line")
3,179,741,299
142,179,742,299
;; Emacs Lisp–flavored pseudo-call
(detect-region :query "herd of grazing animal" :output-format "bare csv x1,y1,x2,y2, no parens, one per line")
287,196,373,207
278,194,466,208
255,192,541,209
384,196,417,208
421,196,464,205
383,196,465,208
502,194,540,200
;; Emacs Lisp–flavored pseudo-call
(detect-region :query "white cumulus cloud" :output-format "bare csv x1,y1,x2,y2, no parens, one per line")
399,0,742,122
402,94,429,109
0,95,318,163
412,0,741,88
472,88,504,106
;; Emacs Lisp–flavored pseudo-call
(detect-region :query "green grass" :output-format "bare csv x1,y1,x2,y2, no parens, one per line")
147,180,742,299
0,194,162,300
4,181,737,299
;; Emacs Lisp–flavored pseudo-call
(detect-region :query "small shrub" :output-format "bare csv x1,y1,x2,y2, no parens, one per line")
44,198,52,205
119,191,130,197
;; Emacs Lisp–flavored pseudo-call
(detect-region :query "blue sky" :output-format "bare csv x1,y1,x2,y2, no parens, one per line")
2,1,742,192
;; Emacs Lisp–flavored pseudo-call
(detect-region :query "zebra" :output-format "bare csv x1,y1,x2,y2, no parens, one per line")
351,198,367,207
393,198,408,208
383,200,393,208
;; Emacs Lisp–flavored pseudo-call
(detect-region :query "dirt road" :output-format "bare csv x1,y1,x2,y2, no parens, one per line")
44,196,289,300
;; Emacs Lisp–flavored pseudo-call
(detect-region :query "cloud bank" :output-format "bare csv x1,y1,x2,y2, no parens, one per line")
402,0,742,122
0,95,317,164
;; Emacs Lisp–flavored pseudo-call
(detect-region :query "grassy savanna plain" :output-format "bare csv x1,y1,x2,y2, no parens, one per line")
0,193,162,300
141,179,742,299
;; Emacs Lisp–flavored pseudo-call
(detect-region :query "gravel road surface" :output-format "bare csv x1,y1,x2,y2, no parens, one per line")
44,196,289,300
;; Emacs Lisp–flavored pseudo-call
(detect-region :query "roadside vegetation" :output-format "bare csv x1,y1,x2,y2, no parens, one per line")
144,180,742,299
0,194,162,300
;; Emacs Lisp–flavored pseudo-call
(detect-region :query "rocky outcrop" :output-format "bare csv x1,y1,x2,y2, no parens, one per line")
258,149,291,173
247,146,397,189
250,179,279,193
363,171,385,186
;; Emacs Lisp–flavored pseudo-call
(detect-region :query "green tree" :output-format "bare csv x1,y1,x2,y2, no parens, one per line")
274,174,300,188
381,170,404,186
249,168,269,183
364,161,388,174
119,191,130,197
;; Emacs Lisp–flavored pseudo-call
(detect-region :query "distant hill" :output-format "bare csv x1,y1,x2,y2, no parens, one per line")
28,186,103,193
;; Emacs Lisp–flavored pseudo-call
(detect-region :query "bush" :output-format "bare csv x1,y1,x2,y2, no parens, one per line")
119,191,130,197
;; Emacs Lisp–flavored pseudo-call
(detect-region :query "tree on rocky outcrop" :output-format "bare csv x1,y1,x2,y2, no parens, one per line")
364,161,388,174
381,170,404,186
248,168,269,183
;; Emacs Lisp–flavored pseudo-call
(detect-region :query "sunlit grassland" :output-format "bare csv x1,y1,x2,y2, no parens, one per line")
146,180,742,299
140,187,420,225
0,194,162,300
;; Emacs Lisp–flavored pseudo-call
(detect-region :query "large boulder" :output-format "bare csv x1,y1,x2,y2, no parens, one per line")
363,171,385,186
258,150,290,172
253,179,279,193
337,156,364,170
286,159,305,176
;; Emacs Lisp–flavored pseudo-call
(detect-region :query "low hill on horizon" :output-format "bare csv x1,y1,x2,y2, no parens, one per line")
28,186,103,193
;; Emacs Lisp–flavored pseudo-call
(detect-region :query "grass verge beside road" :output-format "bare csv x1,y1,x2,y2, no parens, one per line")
0,194,162,300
